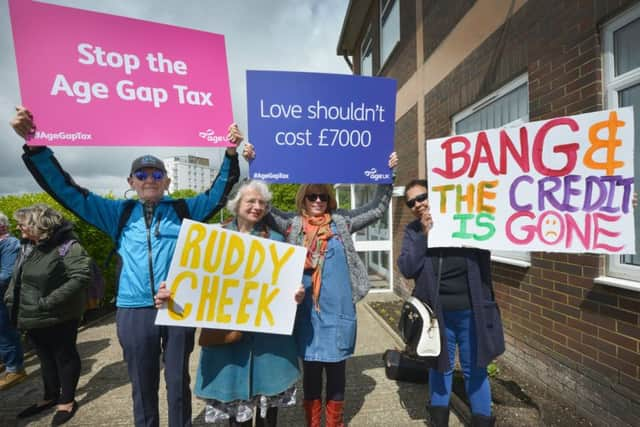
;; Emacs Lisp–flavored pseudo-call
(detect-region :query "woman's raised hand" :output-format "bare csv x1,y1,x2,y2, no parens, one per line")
225,123,244,156
243,142,256,163
388,151,398,170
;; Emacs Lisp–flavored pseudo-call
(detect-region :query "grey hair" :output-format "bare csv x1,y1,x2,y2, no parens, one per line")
226,180,272,215
13,204,64,241
0,212,8,227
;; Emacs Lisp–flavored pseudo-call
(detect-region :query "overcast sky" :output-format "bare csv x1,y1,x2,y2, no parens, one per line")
0,0,350,196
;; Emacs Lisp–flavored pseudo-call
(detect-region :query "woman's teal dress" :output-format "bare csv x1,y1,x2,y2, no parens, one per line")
194,220,300,423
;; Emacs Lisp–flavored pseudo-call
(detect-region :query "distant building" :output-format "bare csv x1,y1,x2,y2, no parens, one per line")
164,155,214,193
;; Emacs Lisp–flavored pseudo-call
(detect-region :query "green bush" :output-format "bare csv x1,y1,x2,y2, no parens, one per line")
0,183,302,307
270,183,298,212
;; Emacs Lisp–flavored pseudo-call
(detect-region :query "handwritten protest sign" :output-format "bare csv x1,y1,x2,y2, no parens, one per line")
155,220,306,334
246,70,396,183
9,0,233,147
426,108,635,253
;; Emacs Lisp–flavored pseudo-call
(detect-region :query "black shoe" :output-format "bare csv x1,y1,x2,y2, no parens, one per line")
51,401,78,426
471,413,496,427
17,400,58,418
427,405,450,427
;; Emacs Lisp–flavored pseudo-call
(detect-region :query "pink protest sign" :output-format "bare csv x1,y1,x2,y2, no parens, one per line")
9,0,234,147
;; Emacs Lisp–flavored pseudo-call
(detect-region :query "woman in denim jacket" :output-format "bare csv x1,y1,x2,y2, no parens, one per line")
252,145,397,427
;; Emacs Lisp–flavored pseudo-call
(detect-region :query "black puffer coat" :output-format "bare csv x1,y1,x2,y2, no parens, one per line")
4,221,90,330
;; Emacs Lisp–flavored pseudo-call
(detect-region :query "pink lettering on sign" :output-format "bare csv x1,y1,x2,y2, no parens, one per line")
9,0,234,147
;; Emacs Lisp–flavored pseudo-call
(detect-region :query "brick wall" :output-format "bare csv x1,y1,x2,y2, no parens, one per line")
416,0,640,425
352,0,416,87
392,105,419,298
379,0,417,87
422,0,475,62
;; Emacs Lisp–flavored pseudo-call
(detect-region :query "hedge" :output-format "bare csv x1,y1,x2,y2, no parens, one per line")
0,184,300,308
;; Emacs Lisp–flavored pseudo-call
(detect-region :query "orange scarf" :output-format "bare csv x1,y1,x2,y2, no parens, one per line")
301,213,333,311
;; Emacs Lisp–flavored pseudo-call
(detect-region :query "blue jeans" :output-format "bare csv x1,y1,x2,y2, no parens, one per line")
0,290,24,372
429,309,492,416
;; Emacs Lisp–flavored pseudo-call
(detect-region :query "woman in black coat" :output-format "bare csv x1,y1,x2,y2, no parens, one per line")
397,180,504,427
5,204,90,425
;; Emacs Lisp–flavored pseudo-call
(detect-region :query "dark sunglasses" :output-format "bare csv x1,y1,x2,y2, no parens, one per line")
305,193,329,202
406,193,428,208
133,170,165,181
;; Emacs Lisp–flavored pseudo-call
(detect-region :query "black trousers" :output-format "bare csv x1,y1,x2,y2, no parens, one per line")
116,307,194,427
27,318,81,404
303,360,346,401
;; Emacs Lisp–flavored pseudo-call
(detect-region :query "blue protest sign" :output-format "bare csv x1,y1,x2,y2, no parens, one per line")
246,70,396,183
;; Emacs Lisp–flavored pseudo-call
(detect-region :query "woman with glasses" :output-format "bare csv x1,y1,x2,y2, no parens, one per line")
397,179,504,427
10,106,243,427
245,144,397,427
157,180,304,427
4,204,91,425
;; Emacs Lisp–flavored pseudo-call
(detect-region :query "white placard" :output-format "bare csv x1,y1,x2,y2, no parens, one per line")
155,219,306,334
426,107,635,253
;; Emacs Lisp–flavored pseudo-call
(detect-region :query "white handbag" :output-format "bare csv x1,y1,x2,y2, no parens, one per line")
399,296,441,357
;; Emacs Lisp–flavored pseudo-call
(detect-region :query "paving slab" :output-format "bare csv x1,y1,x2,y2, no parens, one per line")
0,293,461,426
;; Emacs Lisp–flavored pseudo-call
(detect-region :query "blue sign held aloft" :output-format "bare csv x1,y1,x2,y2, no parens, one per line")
246,70,397,183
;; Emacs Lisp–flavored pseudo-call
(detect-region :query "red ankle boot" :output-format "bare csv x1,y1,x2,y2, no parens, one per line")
325,400,345,427
303,399,322,427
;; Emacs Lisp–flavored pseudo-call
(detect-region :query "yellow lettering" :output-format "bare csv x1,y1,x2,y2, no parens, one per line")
196,275,219,321
217,278,239,323
168,271,196,320
269,244,294,284
236,281,259,324
203,229,221,273
255,283,279,327
244,240,265,280
222,234,245,275
180,223,207,268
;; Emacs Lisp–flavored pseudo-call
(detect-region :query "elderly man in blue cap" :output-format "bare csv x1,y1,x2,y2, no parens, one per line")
11,105,243,427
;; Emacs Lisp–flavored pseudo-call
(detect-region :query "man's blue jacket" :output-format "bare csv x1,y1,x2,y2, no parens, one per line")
22,146,239,308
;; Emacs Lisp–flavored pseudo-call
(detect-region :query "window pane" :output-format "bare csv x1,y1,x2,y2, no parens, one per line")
354,185,389,241
620,84,640,265
455,83,528,134
614,17,640,76
336,186,351,210
358,250,390,289
361,51,372,76
361,29,373,76
380,0,400,65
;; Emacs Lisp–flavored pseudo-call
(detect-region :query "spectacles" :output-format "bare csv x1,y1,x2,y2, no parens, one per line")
133,170,165,181
305,193,329,202
406,193,428,208
244,198,267,207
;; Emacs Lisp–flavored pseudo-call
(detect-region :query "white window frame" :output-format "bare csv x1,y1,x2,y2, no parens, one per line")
451,74,531,268
379,0,400,69
600,3,640,290
360,25,373,76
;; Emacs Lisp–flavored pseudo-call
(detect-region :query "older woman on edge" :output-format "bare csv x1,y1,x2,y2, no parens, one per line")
156,180,304,427
4,204,90,426
247,144,397,427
